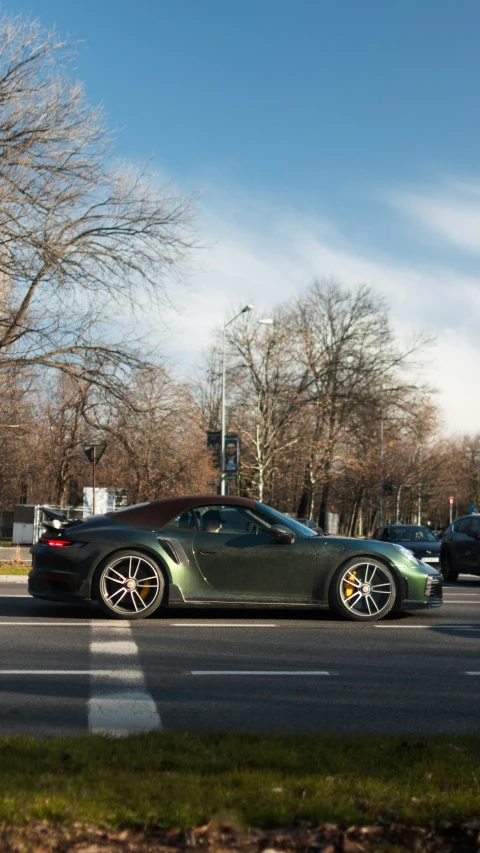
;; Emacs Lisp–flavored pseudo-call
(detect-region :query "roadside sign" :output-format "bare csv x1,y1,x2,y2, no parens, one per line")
83,444,106,463
82,444,107,515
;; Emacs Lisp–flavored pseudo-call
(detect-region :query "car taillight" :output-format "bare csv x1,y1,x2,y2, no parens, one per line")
39,537,72,548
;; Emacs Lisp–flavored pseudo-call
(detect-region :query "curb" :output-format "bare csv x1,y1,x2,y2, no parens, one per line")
0,575,29,583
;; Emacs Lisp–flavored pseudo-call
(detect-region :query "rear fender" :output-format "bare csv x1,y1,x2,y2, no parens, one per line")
89,544,173,596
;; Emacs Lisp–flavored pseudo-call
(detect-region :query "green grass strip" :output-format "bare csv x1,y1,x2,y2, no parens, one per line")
1,732,480,828
0,564,30,574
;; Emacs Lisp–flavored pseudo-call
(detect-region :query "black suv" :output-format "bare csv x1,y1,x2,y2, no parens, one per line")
440,515,480,582
371,524,441,567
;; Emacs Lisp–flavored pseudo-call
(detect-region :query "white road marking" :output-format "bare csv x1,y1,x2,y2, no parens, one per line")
0,595,32,598
0,669,142,677
189,670,330,675
375,625,430,629
443,601,480,604
170,622,276,627
375,624,480,630
0,621,131,627
465,672,480,675
88,622,161,734
90,641,138,655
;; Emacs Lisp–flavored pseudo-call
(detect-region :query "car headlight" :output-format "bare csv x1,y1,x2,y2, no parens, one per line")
392,543,416,561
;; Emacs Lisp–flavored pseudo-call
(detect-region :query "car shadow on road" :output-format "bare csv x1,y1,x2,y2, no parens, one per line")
0,596,455,625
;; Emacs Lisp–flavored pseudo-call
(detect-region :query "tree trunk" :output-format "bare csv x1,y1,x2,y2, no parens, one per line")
395,486,403,523
318,477,330,529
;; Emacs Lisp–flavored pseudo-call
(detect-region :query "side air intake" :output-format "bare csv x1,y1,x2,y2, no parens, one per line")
158,538,189,566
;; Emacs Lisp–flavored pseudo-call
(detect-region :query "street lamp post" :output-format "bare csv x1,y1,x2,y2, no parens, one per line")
221,305,253,496
220,307,273,496
379,415,384,527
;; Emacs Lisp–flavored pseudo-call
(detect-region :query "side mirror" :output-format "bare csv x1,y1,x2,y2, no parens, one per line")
270,524,295,545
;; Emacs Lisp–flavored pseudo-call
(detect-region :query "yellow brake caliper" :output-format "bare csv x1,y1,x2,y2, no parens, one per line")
344,571,357,598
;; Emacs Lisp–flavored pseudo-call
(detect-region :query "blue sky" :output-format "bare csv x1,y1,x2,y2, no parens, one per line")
4,0,480,430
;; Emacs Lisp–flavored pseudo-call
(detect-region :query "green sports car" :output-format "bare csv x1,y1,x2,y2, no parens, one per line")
29,495,442,621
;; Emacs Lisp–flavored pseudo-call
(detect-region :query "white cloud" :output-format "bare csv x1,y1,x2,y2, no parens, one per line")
163,183,480,436
429,330,480,434
390,180,480,256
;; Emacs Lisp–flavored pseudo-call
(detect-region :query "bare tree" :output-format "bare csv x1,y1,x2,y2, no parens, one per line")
290,280,433,525
76,365,215,503
224,312,301,502
0,14,196,390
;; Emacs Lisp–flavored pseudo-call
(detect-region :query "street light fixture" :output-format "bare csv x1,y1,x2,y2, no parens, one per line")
221,305,252,496
220,307,273,496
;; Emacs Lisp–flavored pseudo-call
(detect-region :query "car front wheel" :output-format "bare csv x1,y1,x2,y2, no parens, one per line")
329,558,397,622
441,552,458,583
95,550,165,619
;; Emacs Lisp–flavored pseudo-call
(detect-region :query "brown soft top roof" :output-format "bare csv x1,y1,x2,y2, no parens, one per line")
105,494,256,529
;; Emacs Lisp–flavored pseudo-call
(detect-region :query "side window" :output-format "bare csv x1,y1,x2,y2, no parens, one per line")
457,518,472,535
166,510,198,531
470,518,480,538
197,505,273,535
382,529,391,541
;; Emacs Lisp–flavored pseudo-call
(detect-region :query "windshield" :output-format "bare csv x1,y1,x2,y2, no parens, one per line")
257,503,317,536
387,526,438,542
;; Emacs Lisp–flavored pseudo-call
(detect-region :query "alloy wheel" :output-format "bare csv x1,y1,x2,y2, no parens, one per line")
331,559,396,621
98,552,163,618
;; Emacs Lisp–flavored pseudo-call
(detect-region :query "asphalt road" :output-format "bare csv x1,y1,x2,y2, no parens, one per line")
1,578,480,735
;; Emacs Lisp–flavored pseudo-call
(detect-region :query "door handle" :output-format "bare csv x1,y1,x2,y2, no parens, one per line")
199,549,217,555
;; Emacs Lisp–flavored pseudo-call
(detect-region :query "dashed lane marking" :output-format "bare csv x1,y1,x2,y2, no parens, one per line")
375,624,480,630
0,621,277,627
90,641,139,655
189,670,330,676
88,622,161,734
0,669,142,676
0,621,131,626
169,622,276,627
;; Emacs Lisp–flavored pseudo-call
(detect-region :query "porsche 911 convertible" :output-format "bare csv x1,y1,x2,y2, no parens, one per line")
29,495,442,621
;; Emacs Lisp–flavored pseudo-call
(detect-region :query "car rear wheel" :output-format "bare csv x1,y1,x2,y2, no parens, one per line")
441,552,458,583
329,558,397,622
95,550,165,619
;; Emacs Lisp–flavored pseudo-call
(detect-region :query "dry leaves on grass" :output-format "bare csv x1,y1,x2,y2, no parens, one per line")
1,820,480,853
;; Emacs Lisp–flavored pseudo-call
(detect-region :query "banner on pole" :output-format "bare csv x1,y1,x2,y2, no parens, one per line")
224,434,239,473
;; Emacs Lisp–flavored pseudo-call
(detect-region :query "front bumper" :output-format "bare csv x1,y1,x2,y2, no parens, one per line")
401,573,443,609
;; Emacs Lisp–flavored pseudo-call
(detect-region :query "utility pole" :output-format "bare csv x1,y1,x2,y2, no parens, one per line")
220,308,273,496
417,444,422,526
221,306,253,495
379,416,384,526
